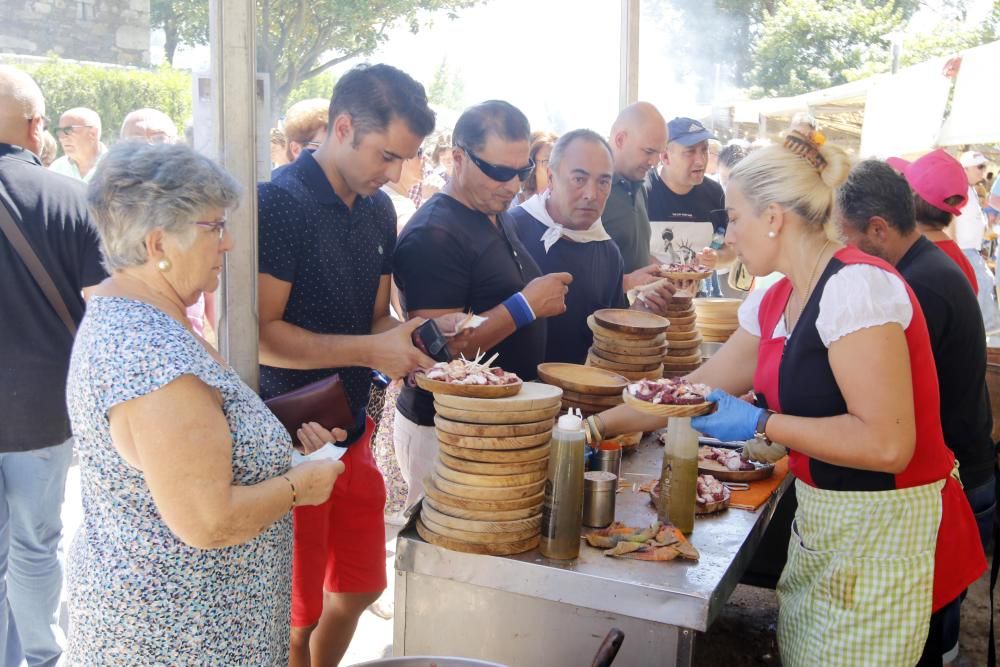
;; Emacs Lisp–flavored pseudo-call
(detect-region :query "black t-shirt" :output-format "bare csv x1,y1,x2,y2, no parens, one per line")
602,175,650,273
644,170,725,225
394,193,545,425
509,207,626,365
896,236,995,489
257,151,396,432
0,145,106,452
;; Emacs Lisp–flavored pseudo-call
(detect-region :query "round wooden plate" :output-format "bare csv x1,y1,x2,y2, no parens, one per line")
424,495,541,522
621,390,712,417
592,336,668,356
560,390,623,407
667,313,696,326
590,345,666,365
560,399,607,415
662,351,703,365
438,451,549,476
648,481,730,515
587,315,667,342
702,333,734,343
694,297,742,312
536,362,628,396
697,452,775,482
665,335,703,351
666,303,695,314
438,441,550,463
665,329,700,341
415,373,523,398
434,402,561,425
593,308,670,335
435,461,546,488
424,476,544,510
667,323,698,334
432,473,546,500
615,366,664,381
588,352,662,372
416,518,540,555
421,502,541,534
434,415,554,438
437,429,552,451
419,511,539,544
660,365,701,375
660,269,713,281
433,381,563,412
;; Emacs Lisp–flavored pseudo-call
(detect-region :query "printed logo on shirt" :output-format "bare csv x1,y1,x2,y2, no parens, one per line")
378,245,384,255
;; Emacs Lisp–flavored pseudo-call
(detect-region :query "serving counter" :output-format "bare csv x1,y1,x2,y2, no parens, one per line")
392,434,792,666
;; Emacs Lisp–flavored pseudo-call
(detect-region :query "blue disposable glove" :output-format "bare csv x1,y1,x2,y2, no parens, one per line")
690,388,764,442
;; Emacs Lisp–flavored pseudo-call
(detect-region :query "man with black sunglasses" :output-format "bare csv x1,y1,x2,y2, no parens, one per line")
393,100,572,509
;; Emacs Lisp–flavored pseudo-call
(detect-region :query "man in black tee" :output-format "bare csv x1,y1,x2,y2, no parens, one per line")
645,117,733,295
0,66,106,666
511,129,674,364
394,101,571,508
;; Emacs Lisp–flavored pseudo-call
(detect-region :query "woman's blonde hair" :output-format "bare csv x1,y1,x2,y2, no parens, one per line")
727,137,851,230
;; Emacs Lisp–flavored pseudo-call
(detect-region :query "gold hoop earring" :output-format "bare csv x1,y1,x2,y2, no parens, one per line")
157,258,172,272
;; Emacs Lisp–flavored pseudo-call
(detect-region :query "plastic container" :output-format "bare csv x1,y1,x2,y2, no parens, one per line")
539,412,586,559
582,470,618,528
658,417,699,534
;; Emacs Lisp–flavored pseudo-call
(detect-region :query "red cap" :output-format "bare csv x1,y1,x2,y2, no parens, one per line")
886,149,968,216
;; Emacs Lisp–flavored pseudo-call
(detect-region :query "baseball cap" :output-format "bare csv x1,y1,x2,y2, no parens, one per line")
667,117,715,147
886,149,968,216
959,150,988,168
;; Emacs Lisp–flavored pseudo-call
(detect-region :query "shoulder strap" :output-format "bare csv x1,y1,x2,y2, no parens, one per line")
757,279,792,341
0,197,77,335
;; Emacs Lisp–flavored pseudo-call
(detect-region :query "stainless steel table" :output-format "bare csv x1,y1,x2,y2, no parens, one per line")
393,436,791,667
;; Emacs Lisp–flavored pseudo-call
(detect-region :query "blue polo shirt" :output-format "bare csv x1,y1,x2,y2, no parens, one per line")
257,151,396,429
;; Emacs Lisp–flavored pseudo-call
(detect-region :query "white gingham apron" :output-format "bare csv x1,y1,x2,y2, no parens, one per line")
776,478,944,666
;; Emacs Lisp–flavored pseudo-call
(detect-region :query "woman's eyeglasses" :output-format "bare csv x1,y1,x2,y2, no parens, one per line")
194,219,227,239
459,145,535,183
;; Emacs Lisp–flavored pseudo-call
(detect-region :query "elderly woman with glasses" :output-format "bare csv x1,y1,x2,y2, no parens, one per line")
65,142,345,664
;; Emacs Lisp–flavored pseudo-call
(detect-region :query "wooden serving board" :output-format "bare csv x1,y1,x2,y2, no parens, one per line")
419,511,540,543
560,390,623,407
536,362,628,396
560,399,606,415
593,308,670,335
424,476,544,510
702,333,734,343
421,501,541,534
424,495,542,522
697,453,775,482
592,336,668,356
665,329,700,342
434,415,554,438
415,374,523,398
621,390,712,417
433,381,563,412
435,461,546,488
416,518,540,555
438,441,550,463
615,366,664,381
693,297,742,312
663,351,703,365
588,352,662,372
665,335,703,351
434,402,561,425
437,429,551,451
667,314,696,327
590,345,666,365
666,323,698,334
587,315,667,342
661,364,701,375
432,472,546,500
438,451,549,476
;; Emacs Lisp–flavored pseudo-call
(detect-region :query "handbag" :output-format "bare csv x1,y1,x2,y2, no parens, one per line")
0,196,77,335
264,373,357,448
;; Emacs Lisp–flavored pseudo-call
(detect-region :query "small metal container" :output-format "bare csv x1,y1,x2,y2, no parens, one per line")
582,470,618,528
592,442,623,478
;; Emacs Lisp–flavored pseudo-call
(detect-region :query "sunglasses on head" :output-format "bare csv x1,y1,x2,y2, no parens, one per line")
459,145,535,183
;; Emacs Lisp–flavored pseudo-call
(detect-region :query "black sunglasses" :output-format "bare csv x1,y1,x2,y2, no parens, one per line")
459,145,535,183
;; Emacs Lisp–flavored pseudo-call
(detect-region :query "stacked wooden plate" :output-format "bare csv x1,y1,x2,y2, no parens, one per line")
586,309,670,381
662,296,702,376
417,382,563,555
694,298,742,343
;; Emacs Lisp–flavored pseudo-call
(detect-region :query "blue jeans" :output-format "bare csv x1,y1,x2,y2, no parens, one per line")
0,439,73,667
964,473,997,552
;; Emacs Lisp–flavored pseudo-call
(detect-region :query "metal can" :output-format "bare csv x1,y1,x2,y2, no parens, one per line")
582,470,617,528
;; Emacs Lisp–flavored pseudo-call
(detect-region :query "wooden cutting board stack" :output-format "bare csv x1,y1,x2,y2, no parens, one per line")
417,382,563,555
693,298,741,344
586,309,670,381
662,296,703,376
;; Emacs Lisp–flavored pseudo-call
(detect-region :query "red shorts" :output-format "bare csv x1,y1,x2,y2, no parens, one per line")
290,417,388,627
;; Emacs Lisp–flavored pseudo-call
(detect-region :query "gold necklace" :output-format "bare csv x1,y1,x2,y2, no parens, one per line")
786,239,831,329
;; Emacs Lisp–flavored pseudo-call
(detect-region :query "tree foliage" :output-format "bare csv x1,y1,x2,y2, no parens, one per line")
151,0,207,66
426,58,464,111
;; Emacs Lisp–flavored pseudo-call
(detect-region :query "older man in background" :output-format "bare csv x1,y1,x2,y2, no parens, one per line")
282,98,329,165
49,107,104,182
120,108,178,144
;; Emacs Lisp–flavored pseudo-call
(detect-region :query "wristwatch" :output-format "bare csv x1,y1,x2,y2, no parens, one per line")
754,410,775,444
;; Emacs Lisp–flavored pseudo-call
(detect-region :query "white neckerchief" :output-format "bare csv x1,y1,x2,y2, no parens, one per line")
520,191,611,253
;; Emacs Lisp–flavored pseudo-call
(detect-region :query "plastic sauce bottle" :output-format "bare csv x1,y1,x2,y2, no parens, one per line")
658,417,699,534
539,412,586,559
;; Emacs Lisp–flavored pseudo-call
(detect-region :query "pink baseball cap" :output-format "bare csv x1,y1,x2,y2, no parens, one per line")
885,149,968,216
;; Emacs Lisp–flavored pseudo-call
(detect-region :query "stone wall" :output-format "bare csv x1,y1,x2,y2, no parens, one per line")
0,0,150,66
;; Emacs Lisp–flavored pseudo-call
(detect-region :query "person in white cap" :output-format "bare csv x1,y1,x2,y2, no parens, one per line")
955,150,1000,331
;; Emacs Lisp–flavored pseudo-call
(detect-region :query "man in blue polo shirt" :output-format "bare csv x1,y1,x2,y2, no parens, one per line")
257,64,451,667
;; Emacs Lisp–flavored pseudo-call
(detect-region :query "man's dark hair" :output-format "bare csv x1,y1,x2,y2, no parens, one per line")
718,144,747,170
328,64,435,147
836,159,916,234
453,100,531,154
548,129,613,173
914,193,964,231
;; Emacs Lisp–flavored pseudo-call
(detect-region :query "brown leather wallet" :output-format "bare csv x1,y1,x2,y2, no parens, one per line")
264,374,356,448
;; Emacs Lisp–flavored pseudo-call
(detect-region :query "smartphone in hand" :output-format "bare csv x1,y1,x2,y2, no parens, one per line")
411,319,452,363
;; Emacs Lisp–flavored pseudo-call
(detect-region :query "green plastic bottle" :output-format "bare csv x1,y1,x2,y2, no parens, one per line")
539,412,586,559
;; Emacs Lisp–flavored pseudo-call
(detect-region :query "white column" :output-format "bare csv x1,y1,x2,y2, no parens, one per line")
619,0,640,109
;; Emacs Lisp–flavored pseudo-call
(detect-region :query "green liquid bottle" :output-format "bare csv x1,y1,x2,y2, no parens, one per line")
539,413,586,559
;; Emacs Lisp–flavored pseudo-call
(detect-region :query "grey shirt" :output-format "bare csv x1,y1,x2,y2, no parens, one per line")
602,174,651,273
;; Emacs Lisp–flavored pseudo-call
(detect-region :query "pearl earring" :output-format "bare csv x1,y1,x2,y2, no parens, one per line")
157,258,172,272
767,231,777,239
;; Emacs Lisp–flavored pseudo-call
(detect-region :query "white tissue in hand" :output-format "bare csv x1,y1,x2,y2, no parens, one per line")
291,442,348,466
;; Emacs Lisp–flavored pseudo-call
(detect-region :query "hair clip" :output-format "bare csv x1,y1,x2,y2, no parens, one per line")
784,130,827,172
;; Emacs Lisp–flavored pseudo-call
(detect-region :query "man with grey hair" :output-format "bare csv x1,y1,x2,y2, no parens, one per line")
510,128,675,364
0,65,105,667
120,108,178,144
50,106,105,182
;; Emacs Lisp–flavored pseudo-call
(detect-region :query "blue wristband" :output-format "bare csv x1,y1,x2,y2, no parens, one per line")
502,292,536,329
